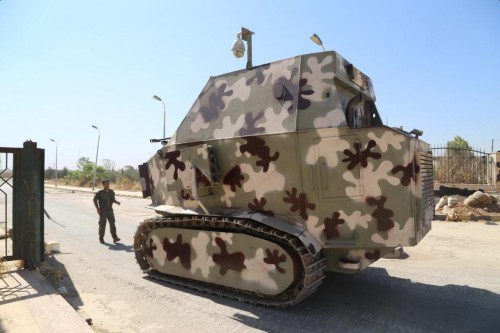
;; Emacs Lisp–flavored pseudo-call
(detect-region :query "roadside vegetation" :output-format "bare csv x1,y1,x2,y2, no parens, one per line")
45,157,141,191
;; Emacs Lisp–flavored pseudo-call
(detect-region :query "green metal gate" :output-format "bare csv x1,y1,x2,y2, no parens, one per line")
0,141,44,269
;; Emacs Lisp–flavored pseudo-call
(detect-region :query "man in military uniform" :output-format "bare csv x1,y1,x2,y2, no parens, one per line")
93,180,121,244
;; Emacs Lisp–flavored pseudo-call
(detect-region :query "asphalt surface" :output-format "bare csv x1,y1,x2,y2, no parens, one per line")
38,187,500,332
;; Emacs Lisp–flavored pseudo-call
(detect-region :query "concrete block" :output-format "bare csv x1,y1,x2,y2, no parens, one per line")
44,241,60,254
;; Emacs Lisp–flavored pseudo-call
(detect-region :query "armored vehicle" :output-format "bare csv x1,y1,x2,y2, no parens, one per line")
135,49,434,307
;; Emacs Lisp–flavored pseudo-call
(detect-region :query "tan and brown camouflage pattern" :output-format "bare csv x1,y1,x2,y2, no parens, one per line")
144,227,295,295
140,50,433,277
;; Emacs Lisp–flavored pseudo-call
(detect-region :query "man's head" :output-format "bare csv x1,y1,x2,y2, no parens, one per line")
102,180,110,189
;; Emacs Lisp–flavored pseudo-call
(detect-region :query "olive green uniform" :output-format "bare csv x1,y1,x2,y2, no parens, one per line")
93,189,119,240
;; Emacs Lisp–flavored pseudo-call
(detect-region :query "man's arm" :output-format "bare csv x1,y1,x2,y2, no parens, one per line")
93,192,101,214
111,190,120,206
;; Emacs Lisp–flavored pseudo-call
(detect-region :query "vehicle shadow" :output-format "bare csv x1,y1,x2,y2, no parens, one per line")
145,267,500,333
232,268,500,333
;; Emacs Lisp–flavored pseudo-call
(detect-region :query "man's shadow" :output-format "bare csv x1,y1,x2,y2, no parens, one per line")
102,241,134,253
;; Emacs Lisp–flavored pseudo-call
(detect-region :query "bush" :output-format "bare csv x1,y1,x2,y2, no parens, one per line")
46,158,141,191
115,177,141,191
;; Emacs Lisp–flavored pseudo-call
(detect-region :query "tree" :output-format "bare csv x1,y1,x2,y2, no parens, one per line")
447,135,470,150
440,135,475,183
59,167,69,179
121,165,139,181
115,165,140,190
65,169,81,182
65,157,105,186
446,136,473,159
76,157,91,171
45,167,55,179
62,158,140,190
102,159,115,171
83,163,96,181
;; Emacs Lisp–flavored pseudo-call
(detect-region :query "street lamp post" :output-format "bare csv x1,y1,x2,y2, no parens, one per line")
91,125,100,191
153,95,166,139
50,139,58,188
310,33,326,52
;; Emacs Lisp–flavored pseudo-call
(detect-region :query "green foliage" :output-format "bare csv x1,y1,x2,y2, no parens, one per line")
45,158,139,190
65,170,81,182
447,136,470,150
45,167,55,179
44,167,71,180
121,165,140,182
445,136,473,159
76,157,91,171
59,167,69,178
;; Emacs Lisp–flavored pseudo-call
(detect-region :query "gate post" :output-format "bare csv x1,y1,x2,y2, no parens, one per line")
494,152,500,191
13,141,45,269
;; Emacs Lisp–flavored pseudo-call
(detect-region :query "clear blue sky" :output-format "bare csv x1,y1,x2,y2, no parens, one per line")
1,0,499,170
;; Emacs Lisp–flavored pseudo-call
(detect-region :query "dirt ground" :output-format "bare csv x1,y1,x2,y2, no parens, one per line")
434,193,500,222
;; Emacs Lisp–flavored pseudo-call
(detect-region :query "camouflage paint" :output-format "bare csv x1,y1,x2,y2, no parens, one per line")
139,50,433,279
145,227,295,295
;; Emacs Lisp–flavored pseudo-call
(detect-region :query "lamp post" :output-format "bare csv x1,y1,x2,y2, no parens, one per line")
50,139,58,188
310,33,326,52
153,95,166,139
91,125,100,191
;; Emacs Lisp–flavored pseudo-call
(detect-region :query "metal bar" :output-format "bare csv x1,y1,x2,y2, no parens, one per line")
1,188,7,257
0,151,13,259
0,148,20,153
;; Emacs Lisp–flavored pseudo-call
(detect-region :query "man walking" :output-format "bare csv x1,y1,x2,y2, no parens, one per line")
93,180,121,244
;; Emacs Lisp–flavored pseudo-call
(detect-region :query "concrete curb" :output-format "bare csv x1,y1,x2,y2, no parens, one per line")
434,214,500,222
0,269,94,332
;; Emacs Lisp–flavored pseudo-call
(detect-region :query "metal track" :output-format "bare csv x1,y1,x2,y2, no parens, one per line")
134,215,326,308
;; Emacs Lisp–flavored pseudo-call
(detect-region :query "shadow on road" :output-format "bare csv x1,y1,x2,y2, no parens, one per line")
234,268,500,332
105,242,134,253
38,253,85,310
143,267,500,332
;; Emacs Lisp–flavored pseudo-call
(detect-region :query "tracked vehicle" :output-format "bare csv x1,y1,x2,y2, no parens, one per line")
135,48,434,307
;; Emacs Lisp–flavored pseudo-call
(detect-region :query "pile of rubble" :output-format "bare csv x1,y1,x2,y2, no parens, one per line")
435,191,500,222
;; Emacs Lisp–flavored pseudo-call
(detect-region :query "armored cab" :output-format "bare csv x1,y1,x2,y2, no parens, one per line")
135,50,434,306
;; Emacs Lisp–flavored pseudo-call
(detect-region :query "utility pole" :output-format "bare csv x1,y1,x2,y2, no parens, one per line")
92,125,100,191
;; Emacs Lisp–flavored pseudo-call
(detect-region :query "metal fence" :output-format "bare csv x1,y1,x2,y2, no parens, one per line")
431,146,491,184
0,151,14,259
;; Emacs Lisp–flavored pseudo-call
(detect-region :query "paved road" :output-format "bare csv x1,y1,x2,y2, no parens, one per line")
43,187,500,333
